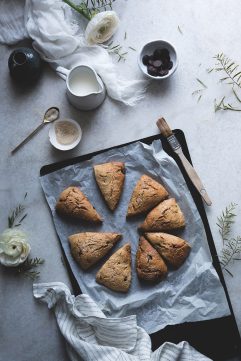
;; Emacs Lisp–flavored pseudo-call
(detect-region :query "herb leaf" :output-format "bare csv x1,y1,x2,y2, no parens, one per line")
17,257,45,280
217,202,237,243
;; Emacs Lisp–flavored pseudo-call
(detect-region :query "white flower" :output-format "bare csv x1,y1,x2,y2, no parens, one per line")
85,11,120,45
0,228,31,267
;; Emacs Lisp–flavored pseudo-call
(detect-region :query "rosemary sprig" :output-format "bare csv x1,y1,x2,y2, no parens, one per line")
214,96,241,112
17,257,45,280
211,53,241,89
104,41,128,61
128,46,136,51
192,78,207,102
63,0,115,20
219,237,241,277
8,193,28,228
216,203,237,243
217,203,241,276
177,25,183,34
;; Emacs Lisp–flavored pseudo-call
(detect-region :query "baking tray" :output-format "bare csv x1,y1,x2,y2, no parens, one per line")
40,130,241,360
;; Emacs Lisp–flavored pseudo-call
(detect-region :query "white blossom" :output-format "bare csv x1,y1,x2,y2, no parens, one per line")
85,11,119,45
0,228,31,267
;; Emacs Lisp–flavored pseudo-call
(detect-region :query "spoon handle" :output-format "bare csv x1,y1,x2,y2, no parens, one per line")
11,122,45,155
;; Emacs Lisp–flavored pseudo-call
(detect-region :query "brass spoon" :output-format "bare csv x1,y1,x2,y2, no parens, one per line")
11,107,60,155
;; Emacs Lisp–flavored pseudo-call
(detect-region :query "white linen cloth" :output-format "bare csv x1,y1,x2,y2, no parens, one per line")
33,282,212,361
0,0,148,106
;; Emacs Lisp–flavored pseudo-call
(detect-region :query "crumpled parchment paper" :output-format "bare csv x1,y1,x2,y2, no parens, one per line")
40,140,230,334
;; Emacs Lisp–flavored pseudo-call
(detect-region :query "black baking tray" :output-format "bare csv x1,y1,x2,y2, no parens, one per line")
40,130,241,360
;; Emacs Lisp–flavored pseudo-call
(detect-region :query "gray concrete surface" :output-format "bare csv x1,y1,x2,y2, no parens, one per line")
1,1,241,360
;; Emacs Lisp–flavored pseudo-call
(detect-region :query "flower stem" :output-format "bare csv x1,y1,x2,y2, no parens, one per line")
63,0,92,20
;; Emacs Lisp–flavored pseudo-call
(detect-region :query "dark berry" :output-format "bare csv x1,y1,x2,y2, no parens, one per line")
148,55,154,65
153,49,163,60
160,48,170,60
147,65,158,76
142,55,150,66
153,60,162,68
167,61,173,70
158,69,169,77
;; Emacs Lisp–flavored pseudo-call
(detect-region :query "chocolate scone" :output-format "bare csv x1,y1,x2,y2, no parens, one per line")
145,232,191,268
68,232,122,270
94,162,125,211
139,198,185,232
56,187,102,222
96,243,132,293
136,237,168,282
127,174,168,217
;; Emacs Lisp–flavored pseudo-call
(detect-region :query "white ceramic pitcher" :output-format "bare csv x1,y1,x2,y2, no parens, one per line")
56,65,106,111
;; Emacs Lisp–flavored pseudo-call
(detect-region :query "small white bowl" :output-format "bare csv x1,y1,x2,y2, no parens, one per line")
138,40,178,80
49,119,82,151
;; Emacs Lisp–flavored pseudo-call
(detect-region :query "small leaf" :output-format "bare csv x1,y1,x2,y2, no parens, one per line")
224,268,233,277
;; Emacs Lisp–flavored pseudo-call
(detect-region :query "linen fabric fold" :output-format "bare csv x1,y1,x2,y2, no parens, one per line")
33,282,212,361
0,0,148,106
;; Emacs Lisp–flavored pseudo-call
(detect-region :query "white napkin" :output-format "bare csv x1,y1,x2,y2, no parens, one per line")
33,282,212,361
0,0,148,106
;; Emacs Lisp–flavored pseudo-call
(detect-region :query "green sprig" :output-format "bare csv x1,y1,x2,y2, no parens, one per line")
217,203,241,276
17,257,45,280
217,202,237,243
212,53,241,89
219,237,241,277
63,0,116,20
8,193,28,228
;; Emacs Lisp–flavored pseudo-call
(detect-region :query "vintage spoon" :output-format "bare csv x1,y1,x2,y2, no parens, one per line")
11,107,60,154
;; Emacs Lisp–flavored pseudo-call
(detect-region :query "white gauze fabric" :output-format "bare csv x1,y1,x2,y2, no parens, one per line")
0,0,148,106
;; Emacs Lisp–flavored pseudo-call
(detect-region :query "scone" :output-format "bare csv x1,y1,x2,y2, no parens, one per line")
96,243,131,292
94,162,125,211
136,237,168,282
68,232,121,270
139,198,185,232
127,175,168,217
56,187,102,222
145,232,191,268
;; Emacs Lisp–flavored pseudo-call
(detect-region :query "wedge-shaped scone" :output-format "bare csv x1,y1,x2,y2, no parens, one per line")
56,187,102,222
145,232,191,268
136,237,168,282
68,232,121,270
127,175,168,217
94,162,125,211
96,243,131,292
139,198,185,232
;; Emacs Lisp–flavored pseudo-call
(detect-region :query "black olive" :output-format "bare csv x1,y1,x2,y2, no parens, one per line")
147,65,158,76
153,60,162,68
160,48,170,60
142,55,150,65
158,69,169,77
153,49,163,60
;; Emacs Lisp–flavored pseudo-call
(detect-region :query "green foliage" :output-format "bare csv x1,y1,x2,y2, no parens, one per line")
17,258,45,280
210,53,241,112
192,78,207,102
106,41,128,62
8,193,27,228
217,203,241,276
63,0,116,20
212,53,241,89
217,203,237,242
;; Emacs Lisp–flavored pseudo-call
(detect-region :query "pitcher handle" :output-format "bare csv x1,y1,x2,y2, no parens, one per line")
56,66,70,80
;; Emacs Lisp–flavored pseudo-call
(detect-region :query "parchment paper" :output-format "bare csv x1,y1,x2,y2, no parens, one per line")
40,140,230,334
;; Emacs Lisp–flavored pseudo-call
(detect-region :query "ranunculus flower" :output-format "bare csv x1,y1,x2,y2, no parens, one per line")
0,228,31,267
85,11,120,45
